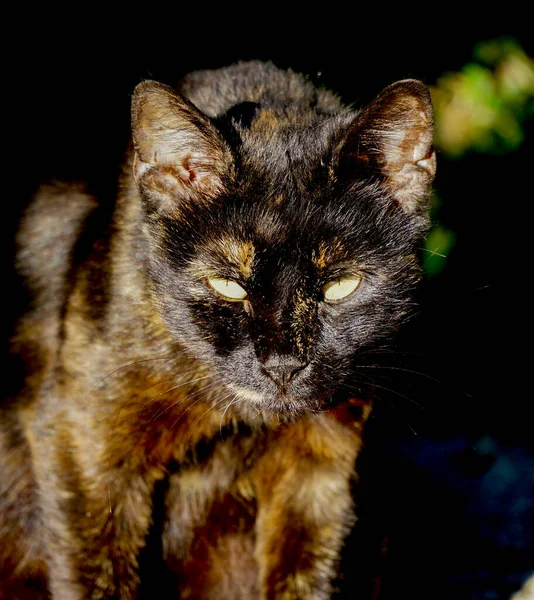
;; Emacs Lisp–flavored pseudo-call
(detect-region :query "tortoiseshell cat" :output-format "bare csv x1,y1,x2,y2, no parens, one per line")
0,61,435,599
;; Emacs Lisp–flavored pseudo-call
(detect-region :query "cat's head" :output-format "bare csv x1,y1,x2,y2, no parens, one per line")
130,73,435,415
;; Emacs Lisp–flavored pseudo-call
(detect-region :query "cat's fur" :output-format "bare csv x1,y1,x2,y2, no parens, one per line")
0,61,435,599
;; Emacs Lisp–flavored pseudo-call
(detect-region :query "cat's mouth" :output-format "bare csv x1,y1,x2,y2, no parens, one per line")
212,353,340,415
225,381,333,415
225,383,266,404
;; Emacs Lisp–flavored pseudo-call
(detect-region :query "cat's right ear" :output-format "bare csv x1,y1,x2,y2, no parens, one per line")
334,79,436,214
131,81,234,212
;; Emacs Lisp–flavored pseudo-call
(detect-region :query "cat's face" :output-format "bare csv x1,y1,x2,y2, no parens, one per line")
131,75,435,414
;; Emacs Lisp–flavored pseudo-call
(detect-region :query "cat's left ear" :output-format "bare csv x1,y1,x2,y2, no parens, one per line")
335,79,436,212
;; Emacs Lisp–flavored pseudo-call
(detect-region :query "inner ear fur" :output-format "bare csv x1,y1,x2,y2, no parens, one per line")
337,79,436,212
131,81,234,211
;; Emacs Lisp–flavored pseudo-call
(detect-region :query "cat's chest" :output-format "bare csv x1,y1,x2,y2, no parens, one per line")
156,437,262,599
136,402,368,598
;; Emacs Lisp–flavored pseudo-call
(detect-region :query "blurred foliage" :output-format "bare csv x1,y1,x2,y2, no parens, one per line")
431,37,534,157
423,37,533,276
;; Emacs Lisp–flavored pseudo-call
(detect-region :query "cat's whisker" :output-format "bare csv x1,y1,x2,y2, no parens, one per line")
111,365,210,431
356,345,441,364
192,390,237,429
108,364,218,464
156,374,217,400
343,375,424,409
342,379,421,436
220,395,241,438
353,364,444,386
162,376,220,408
310,411,335,435
126,377,228,457
152,378,227,427
161,378,230,435
340,380,369,397
160,388,236,450
113,374,180,421
417,246,447,258
97,342,214,426
146,373,216,422
374,393,419,436
108,375,178,457
249,402,263,417
89,355,174,399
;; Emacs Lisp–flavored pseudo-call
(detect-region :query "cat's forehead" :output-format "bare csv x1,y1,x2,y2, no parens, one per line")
195,203,353,279
202,174,370,272
200,235,256,278
237,108,345,182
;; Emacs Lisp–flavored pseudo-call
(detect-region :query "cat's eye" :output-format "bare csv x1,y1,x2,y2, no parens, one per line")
207,277,248,301
322,277,361,302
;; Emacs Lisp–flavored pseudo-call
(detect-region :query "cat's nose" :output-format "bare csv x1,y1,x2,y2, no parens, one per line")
261,356,307,387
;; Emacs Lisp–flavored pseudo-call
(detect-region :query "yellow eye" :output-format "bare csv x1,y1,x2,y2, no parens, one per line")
207,277,247,301
322,277,361,302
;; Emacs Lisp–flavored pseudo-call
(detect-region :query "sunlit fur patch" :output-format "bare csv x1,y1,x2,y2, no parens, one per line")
312,238,348,272
327,163,336,182
290,466,352,519
249,107,314,136
208,237,255,279
270,194,284,207
291,289,316,356
187,236,256,282
250,108,281,134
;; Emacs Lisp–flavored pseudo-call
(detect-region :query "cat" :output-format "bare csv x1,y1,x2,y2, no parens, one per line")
0,61,435,599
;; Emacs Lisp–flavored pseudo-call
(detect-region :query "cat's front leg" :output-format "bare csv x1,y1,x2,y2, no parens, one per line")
38,467,156,600
255,462,355,600
29,415,158,600
252,404,368,600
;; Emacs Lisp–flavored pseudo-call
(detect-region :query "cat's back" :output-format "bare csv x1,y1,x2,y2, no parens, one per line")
12,181,99,385
0,182,99,595
17,181,98,297
178,60,345,117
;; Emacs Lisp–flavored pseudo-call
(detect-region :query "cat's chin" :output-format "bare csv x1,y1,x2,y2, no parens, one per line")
225,384,266,405
226,383,328,417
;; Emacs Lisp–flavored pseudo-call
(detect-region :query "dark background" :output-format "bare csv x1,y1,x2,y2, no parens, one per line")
6,20,533,600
